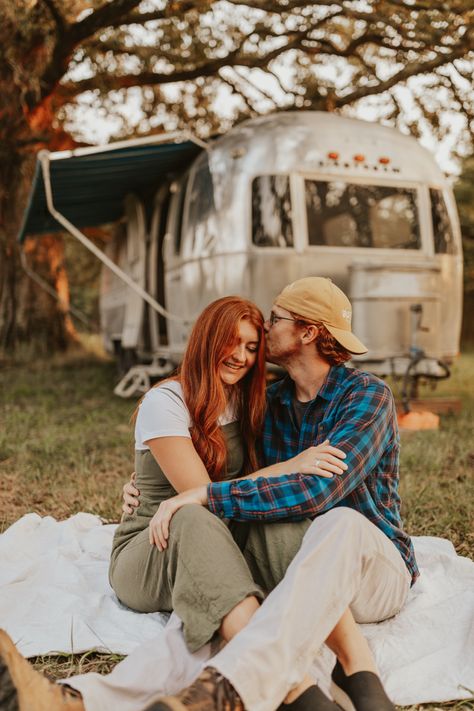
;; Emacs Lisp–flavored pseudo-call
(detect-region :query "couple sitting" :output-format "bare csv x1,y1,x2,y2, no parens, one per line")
0,277,418,711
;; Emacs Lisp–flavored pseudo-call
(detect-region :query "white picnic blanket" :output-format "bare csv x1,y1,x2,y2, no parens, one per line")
0,512,473,706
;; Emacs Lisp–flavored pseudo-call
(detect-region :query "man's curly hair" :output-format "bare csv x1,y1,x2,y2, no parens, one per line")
314,323,352,365
292,315,352,365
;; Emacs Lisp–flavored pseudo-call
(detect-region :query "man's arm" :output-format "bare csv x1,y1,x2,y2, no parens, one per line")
207,380,397,521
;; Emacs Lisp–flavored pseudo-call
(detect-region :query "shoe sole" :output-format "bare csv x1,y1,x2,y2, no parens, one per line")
0,655,19,711
329,682,356,711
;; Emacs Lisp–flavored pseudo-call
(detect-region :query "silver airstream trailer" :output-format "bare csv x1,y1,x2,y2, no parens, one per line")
18,112,463,398
100,112,462,396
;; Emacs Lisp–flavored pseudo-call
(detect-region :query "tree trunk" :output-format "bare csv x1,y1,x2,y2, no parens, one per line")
0,3,82,357
0,149,76,355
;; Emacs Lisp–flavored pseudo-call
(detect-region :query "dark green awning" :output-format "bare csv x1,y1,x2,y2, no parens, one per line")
18,138,203,242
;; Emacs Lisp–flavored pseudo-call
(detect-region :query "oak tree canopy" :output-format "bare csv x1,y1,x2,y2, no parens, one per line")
1,0,473,352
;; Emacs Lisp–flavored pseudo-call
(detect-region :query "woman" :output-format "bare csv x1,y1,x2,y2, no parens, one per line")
109,296,344,651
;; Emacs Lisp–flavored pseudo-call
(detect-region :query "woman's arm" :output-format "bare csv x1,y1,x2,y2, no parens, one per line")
137,385,210,493
144,437,211,550
145,436,211,492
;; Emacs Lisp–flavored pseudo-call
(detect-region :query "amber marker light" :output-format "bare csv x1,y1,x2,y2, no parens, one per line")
379,157,390,165
353,154,365,162
327,151,339,160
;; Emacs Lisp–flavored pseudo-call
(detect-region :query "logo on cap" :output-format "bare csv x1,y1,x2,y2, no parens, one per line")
341,309,351,324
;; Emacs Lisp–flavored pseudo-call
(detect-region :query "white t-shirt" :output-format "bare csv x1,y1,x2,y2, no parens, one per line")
135,381,238,450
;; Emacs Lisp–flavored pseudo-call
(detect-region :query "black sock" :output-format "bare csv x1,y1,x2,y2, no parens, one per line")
332,661,395,711
281,684,339,711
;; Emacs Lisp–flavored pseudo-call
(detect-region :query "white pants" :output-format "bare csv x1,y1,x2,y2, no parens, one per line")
67,508,411,711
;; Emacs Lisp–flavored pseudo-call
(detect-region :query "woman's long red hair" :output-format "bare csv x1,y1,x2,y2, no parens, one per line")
180,296,266,480
140,297,266,480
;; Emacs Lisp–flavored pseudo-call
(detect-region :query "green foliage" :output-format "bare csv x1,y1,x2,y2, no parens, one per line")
454,155,474,342
455,155,474,287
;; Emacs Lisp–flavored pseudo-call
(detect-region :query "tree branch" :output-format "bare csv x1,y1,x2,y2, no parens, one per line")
335,32,474,108
57,54,241,100
385,0,470,15
264,66,296,97
387,90,404,122
231,67,279,104
453,58,474,83
57,29,310,101
104,9,167,28
444,72,474,135
67,0,144,44
219,74,260,115
41,0,66,34
37,0,147,104
226,0,336,11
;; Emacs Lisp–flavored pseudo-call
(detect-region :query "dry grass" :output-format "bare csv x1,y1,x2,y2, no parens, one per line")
0,354,133,530
391,360,474,559
0,349,473,709
31,651,124,680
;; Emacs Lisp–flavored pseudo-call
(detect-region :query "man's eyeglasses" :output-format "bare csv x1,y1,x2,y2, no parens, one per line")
268,311,296,327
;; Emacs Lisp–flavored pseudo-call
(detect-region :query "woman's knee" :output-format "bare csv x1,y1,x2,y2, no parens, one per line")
170,504,220,535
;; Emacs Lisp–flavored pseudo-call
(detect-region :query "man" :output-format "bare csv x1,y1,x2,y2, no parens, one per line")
0,277,417,711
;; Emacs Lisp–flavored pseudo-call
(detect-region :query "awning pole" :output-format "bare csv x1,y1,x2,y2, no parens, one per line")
39,150,191,325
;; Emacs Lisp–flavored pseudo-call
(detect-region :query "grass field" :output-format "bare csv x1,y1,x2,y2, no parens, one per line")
0,349,473,710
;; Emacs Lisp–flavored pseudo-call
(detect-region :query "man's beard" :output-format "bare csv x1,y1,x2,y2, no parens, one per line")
265,339,301,366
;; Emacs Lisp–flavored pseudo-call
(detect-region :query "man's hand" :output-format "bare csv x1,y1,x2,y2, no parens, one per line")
288,440,348,477
149,486,208,551
122,473,140,515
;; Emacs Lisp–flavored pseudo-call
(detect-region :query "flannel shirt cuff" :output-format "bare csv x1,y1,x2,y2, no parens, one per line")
207,481,235,519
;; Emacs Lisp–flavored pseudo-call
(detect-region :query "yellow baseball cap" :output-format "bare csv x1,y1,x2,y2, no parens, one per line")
274,277,368,354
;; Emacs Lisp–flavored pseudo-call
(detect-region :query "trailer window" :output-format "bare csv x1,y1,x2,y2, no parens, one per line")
430,189,456,255
305,181,421,249
184,156,217,257
252,175,294,248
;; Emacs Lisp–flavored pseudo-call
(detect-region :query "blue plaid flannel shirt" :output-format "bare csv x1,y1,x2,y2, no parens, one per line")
208,365,419,584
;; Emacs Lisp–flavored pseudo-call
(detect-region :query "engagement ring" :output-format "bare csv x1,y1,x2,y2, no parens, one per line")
315,459,321,468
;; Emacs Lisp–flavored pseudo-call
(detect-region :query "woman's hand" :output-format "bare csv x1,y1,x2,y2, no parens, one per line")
149,486,208,551
122,472,140,515
287,440,348,477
